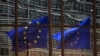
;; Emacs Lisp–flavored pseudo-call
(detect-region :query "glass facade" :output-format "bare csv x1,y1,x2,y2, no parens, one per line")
0,0,100,56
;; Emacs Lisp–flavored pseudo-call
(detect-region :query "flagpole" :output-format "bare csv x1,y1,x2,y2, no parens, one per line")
48,0,52,56
15,0,19,56
60,0,64,56
92,0,97,56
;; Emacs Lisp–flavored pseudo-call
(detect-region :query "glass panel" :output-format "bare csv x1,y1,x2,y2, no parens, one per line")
0,0,15,24
96,1,100,56
0,26,13,56
64,0,92,26
0,48,9,55
0,0,99,56
51,27,61,56
96,1,100,26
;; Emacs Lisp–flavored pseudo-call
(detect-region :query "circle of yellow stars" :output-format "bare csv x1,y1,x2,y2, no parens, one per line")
23,21,44,47
67,31,80,46
23,32,41,46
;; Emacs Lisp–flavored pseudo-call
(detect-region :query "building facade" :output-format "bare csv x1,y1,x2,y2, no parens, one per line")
0,0,100,56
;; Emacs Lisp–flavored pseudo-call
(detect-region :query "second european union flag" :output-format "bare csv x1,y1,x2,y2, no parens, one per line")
53,16,90,49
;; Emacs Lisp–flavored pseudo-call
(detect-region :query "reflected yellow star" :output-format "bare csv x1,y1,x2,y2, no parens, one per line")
33,40,37,44
24,26,28,29
28,43,32,46
47,35,49,38
28,21,32,24
36,21,40,25
38,29,41,33
37,35,40,39
74,41,77,44
23,31,26,35
76,37,79,40
24,36,27,39
70,43,73,46
24,41,27,44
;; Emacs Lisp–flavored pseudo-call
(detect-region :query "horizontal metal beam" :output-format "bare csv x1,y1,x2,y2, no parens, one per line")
0,24,98,28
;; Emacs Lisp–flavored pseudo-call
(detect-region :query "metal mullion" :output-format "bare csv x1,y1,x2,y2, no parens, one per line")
92,0,97,56
0,24,96,27
0,24,14,26
60,0,64,56
0,25,99,28
15,0,19,56
48,0,52,56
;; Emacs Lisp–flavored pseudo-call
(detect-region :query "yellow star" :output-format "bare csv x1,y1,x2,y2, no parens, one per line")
38,29,41,33
33,40,37,44
74,41,77,44
36,21,40,25
70,43,73,46
47,35,49,38
24,41,27,44
24,26,28,29
24,36,27,39
23,31,26,35
37,35,40,39
28,43,32,46
28,21,32,24
76,37,79,40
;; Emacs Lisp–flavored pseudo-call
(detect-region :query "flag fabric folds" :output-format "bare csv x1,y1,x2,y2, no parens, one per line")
63,27,90,49
6,16,49,51
53,16,90,49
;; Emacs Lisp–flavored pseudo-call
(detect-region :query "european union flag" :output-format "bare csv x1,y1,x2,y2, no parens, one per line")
53,16,90,49
6,16,49,51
